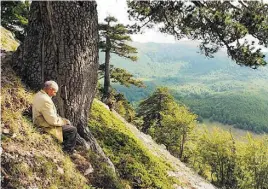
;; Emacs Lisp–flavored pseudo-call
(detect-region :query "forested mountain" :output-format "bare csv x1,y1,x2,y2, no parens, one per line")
100,41,268,133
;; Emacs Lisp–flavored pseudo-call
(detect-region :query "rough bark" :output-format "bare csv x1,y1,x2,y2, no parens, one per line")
12,1,115,172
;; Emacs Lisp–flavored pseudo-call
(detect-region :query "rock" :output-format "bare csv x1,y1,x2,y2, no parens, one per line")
173,185,184,189
35,176,41,181
57,166,64,175
84,164,94,176
160,144,167,150
11,133,17,138
2,128,10,134
29,184,38,189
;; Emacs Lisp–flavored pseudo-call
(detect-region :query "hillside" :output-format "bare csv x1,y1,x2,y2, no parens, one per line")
89,100,215,189
112,110,216,189
1,27,215,189
99,41,268,133
1,55,91,189
0,26,20,52
1,57,216,189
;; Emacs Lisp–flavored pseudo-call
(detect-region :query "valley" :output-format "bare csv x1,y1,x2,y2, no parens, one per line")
100,41,268,133
197,119,266,141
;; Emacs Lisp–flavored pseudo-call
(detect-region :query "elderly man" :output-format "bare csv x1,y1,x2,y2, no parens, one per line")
32,81,77,153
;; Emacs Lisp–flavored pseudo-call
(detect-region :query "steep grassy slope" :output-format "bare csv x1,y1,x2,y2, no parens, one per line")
88,100,216,189
1,58,90,189
1,27,96,189
1,26,20,51
1,59,215,188
88,101,179,188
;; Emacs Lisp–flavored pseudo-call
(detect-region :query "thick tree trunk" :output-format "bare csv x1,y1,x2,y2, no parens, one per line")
12,1,115,172
102,36,111,102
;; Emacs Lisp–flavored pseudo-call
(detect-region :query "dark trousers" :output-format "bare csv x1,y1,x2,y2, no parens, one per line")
62,124,77,153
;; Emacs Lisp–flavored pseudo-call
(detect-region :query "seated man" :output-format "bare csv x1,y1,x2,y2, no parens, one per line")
32,80,77,153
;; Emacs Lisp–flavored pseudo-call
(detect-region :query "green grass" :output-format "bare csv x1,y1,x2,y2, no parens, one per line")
88,100,181,188
1,56,91,189
1,26,20,51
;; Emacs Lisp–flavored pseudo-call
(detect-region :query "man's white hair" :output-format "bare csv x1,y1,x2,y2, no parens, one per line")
44,80,59,91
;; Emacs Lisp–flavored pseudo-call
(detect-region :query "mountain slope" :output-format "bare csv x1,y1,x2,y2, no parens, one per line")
1,27,215,189
113,110,216,189
89,100,216,189
1,55,90,189
1,59,216,188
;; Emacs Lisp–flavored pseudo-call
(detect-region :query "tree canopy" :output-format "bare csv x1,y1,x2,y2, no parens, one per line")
137,87,197,158
1,1,30,41
127,1,268,68
99,16,138,61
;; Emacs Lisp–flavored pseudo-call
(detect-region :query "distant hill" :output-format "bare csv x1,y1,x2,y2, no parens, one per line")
100,41,268,133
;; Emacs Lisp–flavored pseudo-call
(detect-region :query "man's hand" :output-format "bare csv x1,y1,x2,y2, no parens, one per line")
63,118,71,125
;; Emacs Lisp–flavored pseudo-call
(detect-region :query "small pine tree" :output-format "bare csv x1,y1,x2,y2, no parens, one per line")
114,93,136,122
99,16,138,103
137,87,197,158
137,87,174,133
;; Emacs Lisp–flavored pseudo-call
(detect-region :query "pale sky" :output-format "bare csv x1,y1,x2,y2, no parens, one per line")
97,0,268,52
97,0,177,43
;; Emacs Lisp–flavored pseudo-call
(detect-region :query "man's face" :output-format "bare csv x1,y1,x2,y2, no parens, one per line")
47,87,57,97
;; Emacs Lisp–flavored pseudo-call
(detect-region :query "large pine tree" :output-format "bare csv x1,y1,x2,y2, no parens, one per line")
12,1,114,170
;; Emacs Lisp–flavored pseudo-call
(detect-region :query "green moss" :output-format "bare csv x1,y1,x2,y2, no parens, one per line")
80,149,124,189
1,26,20,51
88,100,181,188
